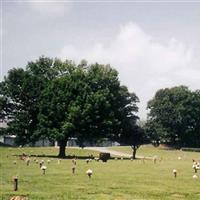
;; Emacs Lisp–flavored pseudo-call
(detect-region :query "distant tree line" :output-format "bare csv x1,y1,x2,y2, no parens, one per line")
0,57,200,158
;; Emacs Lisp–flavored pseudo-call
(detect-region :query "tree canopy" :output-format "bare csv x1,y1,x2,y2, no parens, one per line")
0,57,141,157
146,86,200,147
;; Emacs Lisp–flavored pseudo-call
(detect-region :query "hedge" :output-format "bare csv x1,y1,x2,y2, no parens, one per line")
181,148,200,152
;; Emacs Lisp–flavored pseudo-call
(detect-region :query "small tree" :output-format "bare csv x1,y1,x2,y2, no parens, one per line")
119,120,145,159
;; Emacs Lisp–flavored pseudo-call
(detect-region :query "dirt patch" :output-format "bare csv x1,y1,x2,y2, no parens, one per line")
171,193,185,198
10,196,28,200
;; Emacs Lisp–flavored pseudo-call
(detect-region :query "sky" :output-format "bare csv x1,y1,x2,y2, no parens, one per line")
1,0,200,119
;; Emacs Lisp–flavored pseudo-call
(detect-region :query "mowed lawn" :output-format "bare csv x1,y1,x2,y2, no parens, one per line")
1,146,200,200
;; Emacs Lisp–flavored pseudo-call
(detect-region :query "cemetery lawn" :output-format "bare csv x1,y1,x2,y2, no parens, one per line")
1,146,200,200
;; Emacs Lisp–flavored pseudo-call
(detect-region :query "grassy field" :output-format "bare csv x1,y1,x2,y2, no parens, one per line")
1,146,200,200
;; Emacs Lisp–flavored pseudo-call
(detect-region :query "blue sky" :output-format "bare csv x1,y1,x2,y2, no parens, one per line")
1,0,200,119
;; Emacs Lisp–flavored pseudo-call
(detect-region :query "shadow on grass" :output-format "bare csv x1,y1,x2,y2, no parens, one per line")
13,154,94,159
12,154,137,160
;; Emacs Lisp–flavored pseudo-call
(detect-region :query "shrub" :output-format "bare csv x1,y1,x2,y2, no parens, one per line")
181,148,200,152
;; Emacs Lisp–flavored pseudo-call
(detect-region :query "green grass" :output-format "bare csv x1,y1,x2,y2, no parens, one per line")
1,146,200,200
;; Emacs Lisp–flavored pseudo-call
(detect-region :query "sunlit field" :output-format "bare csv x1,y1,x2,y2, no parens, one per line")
1,146,200,200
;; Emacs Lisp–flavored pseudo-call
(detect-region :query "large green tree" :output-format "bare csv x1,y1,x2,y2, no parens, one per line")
147,86,200,147
1,57,140,157
38,62,140,157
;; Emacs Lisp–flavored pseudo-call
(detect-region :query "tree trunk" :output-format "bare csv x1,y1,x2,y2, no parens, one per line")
58,140,67,158
132,145,137,159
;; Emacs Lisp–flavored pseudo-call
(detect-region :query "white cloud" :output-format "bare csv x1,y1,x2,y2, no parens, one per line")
27,0,72,16
60,22,200,119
